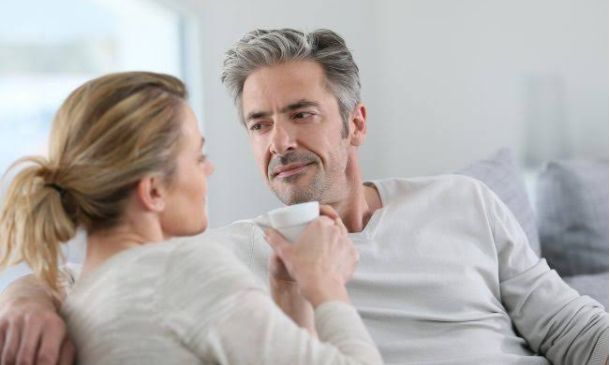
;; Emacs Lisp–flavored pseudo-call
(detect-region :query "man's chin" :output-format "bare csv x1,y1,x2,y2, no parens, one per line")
272,185,316,205
270,170,322,204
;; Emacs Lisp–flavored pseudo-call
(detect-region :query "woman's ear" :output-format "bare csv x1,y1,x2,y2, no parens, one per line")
349,103,367,147
135,175,166,212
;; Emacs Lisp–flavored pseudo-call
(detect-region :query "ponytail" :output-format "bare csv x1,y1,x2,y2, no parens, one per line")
0,157,77,295
0,71,188,295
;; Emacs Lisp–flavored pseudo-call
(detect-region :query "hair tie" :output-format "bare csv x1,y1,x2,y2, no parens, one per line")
45,183,66,197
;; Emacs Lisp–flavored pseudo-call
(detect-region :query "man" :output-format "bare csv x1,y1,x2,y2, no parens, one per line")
1,28,608,365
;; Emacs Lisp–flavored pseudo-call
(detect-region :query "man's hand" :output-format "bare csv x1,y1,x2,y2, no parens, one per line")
0,298,75,365
0,274,75,365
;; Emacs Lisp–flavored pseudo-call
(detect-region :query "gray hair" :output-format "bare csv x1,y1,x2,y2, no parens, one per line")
221,28,361,137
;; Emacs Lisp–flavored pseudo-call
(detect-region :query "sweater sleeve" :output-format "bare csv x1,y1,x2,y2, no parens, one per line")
158,239,383,365
481,182,609,365
201,290,384,365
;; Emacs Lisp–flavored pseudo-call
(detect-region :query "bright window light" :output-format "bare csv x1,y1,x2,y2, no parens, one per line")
0,0,198,289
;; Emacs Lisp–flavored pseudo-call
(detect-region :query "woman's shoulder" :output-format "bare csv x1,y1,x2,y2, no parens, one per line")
60,243,172,340
162,236,264,293
62,243,174,309
66,236,262,301
63,237,266,333
150,237,267,337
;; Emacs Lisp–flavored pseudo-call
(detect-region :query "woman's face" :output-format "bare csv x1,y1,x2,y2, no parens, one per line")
160,104,214,237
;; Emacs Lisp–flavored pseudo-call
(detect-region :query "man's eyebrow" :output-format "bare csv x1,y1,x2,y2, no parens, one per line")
280,100,320,113
245,100,320,123
245,110,271,122
200,137,205,148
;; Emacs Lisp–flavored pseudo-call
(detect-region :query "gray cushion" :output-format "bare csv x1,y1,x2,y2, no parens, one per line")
458,148,541,255
536,160,609,276
563,272,609,311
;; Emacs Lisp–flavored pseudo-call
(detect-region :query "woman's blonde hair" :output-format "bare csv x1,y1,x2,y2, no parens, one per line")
0,71,188,294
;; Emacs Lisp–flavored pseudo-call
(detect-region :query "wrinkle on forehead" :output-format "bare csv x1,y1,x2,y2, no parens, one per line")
241,60,332,118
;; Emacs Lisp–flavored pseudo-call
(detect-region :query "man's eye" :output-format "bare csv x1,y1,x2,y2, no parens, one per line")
249,123,263,131
294,112,313,119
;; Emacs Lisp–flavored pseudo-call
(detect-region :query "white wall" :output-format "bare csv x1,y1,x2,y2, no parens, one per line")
190,0,608,227
0,0,605,288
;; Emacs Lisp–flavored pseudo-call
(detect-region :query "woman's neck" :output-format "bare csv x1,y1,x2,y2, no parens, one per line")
82,216,165,278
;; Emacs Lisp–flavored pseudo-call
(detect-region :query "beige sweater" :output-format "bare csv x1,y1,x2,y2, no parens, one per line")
204,175,609,364
62,175,608,364
61,239,383,364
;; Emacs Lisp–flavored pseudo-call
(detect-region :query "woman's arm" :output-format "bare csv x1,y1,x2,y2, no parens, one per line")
201,288,382,365
268,253,317,337
169,206,381,364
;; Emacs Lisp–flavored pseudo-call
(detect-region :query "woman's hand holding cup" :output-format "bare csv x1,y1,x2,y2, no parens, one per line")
264,204,359,308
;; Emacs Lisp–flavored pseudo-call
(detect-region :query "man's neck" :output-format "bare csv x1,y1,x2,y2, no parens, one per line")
331,181,382,233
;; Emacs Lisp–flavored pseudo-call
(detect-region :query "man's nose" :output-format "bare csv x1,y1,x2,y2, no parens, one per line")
269,123,296,155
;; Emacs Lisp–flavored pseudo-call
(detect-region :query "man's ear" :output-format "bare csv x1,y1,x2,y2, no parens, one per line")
135,175,166,212
349,103,367,146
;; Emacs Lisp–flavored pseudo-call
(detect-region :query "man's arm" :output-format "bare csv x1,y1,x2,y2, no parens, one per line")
480,181,609,365
501,260,608,364
0,274,75,365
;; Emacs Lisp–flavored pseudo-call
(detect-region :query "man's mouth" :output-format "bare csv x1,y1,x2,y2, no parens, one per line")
272,162,313,179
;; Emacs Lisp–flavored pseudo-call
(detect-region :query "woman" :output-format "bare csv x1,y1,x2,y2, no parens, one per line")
0,72,383,364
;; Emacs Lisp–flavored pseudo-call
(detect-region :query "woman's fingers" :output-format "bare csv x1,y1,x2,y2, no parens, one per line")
318,205,348,236
264,229,291,257
336,217,348,235
319,204,339,220
268,253,295,282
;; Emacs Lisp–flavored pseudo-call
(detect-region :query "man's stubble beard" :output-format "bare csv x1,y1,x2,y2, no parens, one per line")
267,135,351,206
271,164,328,205
271,152,351,206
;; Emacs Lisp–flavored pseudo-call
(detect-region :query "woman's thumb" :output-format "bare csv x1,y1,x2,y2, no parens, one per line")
264,229,290,256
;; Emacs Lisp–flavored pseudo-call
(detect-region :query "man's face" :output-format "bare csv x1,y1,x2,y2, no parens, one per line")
241,60,352,205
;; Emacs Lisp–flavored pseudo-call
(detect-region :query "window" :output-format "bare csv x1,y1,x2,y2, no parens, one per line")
0,0,202,288
0,0,204,173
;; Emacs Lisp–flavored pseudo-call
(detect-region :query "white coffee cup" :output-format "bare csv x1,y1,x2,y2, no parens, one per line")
258,201,320,242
